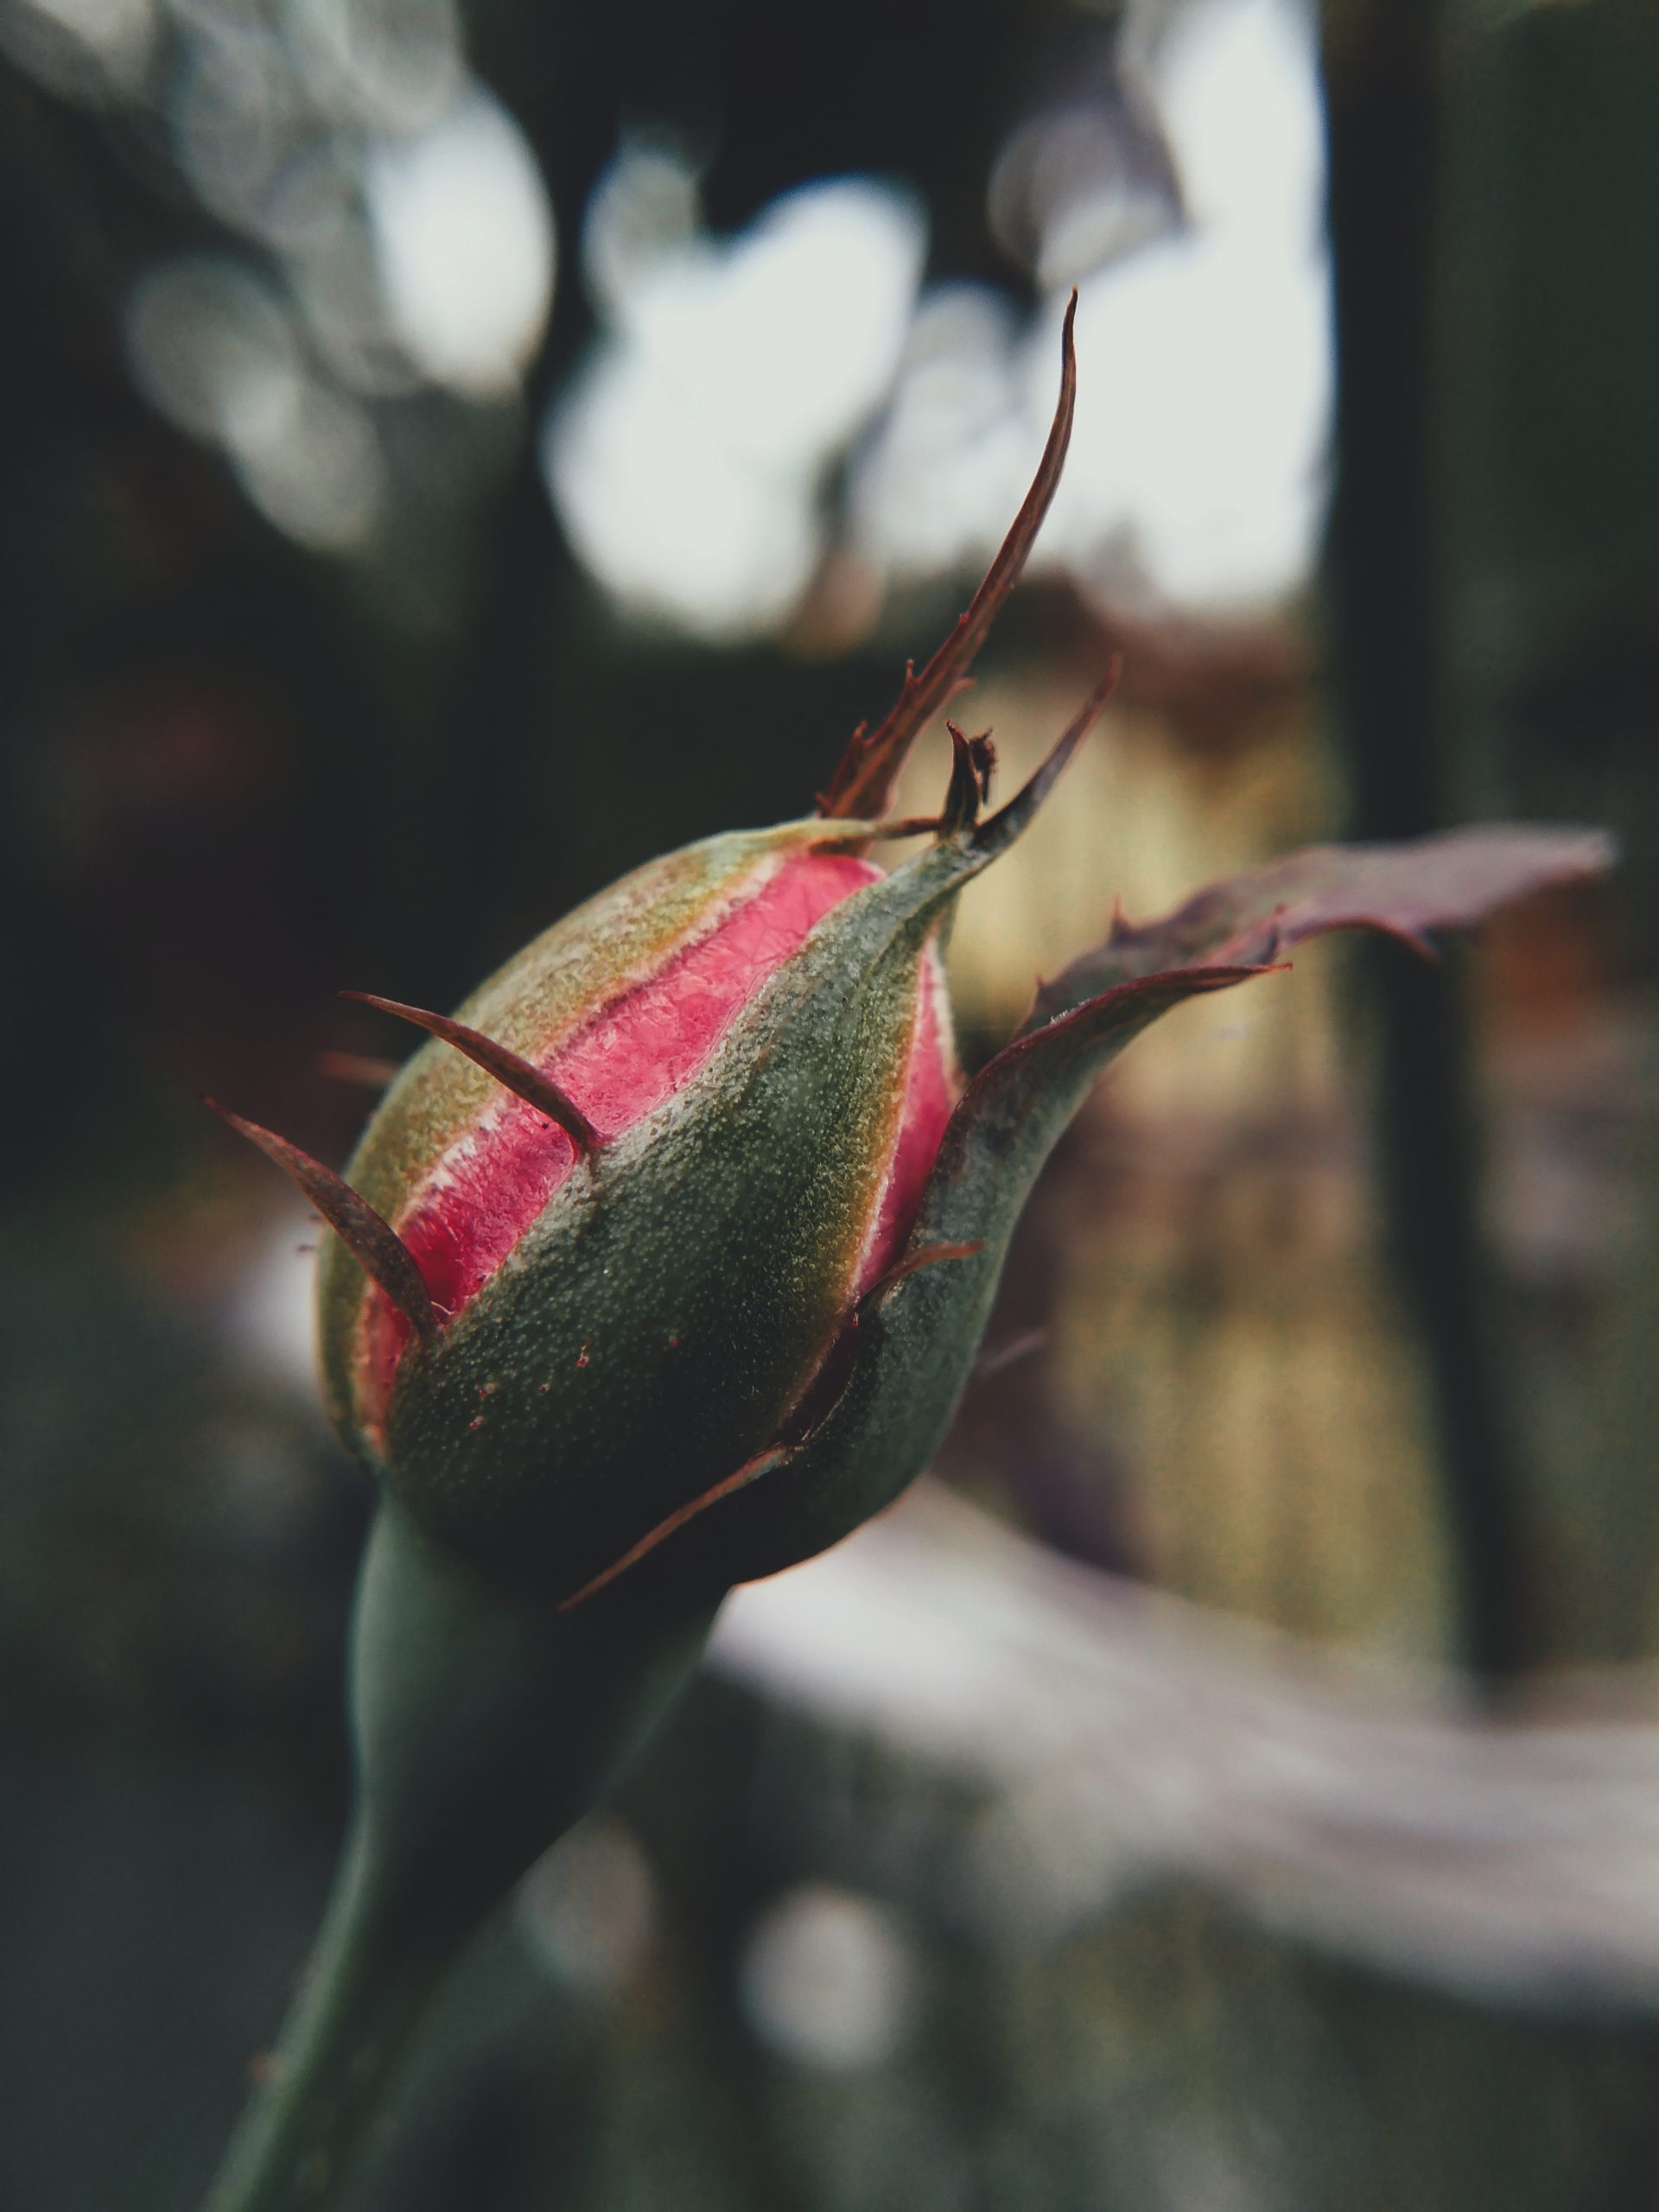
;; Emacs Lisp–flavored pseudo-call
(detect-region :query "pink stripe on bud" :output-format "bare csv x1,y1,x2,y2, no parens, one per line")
854,945,957,1297
359,849,883,1422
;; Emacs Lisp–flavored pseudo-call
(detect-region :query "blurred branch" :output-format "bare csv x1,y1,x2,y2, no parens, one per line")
715,1482,1659,2013
1322,0,1531,1678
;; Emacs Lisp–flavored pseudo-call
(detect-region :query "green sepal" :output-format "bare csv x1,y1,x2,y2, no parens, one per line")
320,818,866,1452
626,824,1621,1595
622,963,1267,1598
379,827,1006,1599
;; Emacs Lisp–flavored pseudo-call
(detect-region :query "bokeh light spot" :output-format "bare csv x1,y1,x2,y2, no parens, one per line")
365,86,556,397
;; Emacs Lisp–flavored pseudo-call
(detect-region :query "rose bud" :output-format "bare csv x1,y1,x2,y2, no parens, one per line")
213,301,1094,1616
202,296,1614,2212
323,811,971,1602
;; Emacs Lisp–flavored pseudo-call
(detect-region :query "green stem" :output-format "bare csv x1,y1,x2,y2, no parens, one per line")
202,1823,459,2212
204,1501,721,2212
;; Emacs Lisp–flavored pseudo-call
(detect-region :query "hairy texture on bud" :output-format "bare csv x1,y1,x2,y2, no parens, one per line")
318,818,963,1596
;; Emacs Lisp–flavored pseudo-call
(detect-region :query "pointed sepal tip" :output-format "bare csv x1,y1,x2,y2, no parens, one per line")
203,1096,438,1345
342,992,602,1158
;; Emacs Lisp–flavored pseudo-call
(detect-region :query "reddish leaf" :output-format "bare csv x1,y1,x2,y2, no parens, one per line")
1025,825,1617,1034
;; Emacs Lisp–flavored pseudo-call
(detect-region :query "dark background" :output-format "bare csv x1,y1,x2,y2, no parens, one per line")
3,1,1659,2206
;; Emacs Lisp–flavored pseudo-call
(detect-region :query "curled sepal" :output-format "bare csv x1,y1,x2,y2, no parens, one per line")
1026,824,1618,1032
341,991,602,1156
205,1098,438,1346
816,290,1080,827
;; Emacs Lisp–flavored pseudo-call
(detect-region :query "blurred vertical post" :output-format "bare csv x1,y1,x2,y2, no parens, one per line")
1321,0,1529,1678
